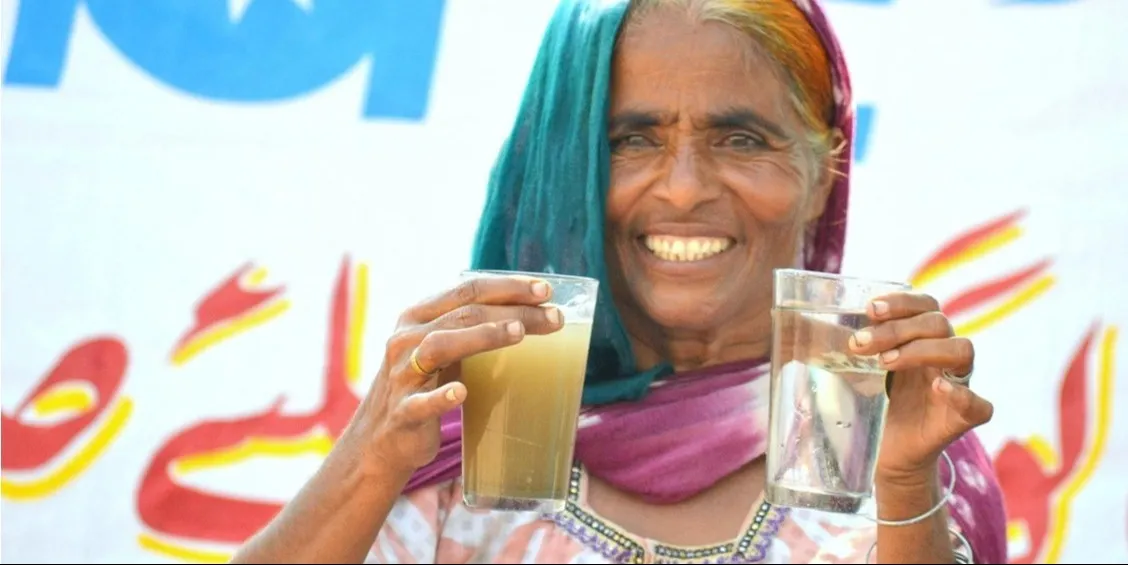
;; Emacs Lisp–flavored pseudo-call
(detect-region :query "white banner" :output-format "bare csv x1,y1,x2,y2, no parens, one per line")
2,0,1126,563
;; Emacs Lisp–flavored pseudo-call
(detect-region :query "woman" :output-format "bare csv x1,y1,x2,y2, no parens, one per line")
232,0,1007,563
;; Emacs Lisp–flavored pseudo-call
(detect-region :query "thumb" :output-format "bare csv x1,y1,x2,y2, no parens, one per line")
401,381,467,423
933,377,993,442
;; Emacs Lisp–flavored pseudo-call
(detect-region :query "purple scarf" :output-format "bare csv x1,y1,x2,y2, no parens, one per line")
407,359,772,503
406,1,1008,563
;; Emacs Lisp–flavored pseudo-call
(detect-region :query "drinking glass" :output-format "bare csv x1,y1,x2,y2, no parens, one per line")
765,268,912,514
459,269,599,513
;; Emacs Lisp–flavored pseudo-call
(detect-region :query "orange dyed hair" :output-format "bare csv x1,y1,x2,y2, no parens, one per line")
721,0,835,135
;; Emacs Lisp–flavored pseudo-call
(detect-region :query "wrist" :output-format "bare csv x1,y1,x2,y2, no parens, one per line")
874,475,941,502
876,466,940,500
875,455,941,491
874,467,944,522
329,426,413,498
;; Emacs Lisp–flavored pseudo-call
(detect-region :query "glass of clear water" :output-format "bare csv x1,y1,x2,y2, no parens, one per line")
764,268,912,514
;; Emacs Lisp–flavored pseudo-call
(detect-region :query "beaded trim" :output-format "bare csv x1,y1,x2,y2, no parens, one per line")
549,463,790,564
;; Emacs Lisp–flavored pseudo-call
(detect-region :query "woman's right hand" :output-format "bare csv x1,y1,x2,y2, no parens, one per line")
348,275,564,479
231,276,563,564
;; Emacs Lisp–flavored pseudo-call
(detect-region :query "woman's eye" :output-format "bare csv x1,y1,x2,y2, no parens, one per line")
611,134,656,151
721,133,766,150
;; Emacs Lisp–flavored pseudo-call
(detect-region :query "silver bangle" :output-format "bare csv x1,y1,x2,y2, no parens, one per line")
870,450,956,527
951,528,974,563
864,451,961,563
867,528,973,564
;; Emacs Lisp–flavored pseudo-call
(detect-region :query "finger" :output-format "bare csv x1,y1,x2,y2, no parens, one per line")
850,311,953,355
399,381,468,423
933,377,993,440
867,291,942,322
436,304,563,336
874,337,974,374
407,320,526,378
403,276,553,324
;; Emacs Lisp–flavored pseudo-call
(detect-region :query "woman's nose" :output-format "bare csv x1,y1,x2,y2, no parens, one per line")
652,144,720,212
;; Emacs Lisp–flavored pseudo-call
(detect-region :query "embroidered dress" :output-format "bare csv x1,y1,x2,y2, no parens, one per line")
368,449,982,564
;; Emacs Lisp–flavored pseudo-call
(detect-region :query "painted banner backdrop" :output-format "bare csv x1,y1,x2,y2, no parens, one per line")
2,0,1126,563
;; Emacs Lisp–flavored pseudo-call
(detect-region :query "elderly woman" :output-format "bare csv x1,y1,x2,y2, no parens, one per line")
232,0,1007,563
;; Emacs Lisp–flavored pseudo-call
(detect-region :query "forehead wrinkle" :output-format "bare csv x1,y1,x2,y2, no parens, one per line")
612,9,801,135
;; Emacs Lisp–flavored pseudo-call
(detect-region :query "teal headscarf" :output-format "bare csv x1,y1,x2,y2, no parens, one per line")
469,0,670,406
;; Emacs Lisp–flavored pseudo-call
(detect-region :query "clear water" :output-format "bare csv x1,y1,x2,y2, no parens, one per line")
765,307,890,514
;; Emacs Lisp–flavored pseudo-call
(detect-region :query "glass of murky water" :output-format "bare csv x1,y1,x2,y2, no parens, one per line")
459,270,598,514
764,268,912,515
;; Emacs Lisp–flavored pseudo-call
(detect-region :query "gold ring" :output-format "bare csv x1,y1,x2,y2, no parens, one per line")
410,348,438,377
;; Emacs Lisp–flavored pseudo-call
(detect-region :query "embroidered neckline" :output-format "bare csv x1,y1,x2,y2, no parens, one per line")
548,462,790,564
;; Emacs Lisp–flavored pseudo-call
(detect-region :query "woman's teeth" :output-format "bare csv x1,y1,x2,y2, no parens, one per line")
644,235,732,262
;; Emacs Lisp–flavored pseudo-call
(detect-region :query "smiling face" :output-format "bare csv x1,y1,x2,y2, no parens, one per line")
604,4,835,371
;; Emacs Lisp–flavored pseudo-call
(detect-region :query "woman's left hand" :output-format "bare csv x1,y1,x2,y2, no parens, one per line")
848,292,994,485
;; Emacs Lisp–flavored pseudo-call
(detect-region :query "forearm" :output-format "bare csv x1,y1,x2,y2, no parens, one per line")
873,469,955,564
230,435,409,564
